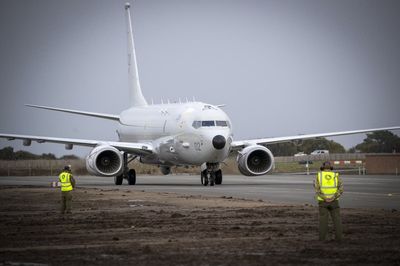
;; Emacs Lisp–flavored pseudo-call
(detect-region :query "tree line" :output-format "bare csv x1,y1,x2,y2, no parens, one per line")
0,131,399,159
266,130,400,156
0,146,80,160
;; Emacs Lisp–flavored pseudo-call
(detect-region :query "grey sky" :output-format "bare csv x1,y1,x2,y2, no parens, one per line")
1,0,400,157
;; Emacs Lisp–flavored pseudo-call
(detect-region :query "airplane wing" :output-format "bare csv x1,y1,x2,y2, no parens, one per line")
231,126,400,150
0,133,153,156
25,104,120,121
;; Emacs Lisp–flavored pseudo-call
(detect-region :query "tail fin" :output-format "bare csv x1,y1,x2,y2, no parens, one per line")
124,3,147,107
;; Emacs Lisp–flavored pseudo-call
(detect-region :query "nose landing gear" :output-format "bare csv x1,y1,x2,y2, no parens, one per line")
201,163,223,186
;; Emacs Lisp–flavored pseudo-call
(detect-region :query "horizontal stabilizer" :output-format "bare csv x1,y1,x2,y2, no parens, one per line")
26,104,120,121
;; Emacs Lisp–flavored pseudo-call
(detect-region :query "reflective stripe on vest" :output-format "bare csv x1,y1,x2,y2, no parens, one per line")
317,171,338,201
59,172,73,192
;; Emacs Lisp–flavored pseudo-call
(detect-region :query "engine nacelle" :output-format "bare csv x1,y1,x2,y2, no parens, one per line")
237,145,275,176
86,145,123,176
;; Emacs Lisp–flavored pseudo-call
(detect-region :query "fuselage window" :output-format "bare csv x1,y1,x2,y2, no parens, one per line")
202,120,215,127
216,121,228,127
192,121,201,129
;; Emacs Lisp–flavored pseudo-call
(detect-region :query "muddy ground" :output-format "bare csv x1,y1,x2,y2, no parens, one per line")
0,186,399,266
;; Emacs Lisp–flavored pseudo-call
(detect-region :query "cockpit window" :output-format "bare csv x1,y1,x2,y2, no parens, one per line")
192,120,230,129
216,121,228,127
192,121,201,129
202,120,215,127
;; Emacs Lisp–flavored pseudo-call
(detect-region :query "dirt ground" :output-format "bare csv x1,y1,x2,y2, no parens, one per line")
0,186,399,266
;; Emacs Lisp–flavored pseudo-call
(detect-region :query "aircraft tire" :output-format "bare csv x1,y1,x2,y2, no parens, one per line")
115,175,123,185
201,170,208,186
210,171,215,186
128,169,136,185
215,170,223,185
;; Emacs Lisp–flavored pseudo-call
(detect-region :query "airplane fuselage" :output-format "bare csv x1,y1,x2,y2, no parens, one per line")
117,102,233,166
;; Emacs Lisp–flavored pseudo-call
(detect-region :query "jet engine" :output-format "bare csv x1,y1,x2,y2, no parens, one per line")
86,145,123,176
237,145,274,176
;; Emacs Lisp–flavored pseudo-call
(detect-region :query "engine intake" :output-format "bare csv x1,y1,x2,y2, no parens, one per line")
86,145,123,176
237,145,274,176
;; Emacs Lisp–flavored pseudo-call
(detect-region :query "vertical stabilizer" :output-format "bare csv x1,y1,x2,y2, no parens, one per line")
124,3,147,107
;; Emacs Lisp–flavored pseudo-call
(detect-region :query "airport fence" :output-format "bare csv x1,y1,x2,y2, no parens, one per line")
0,160,87,176
275,153,367,163
0,159,202,176
0,153,373,176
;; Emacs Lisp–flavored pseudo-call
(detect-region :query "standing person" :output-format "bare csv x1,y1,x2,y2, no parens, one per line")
314,161,343,241
59,165,76,214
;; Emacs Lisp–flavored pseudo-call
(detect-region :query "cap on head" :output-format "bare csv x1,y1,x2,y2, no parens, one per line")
64,165,72,171
320,161,333,171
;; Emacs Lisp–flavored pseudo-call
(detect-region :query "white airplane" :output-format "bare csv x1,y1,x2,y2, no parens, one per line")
1,3,399,186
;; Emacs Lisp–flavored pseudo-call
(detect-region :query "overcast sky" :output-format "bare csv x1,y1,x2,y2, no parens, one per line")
1,0,400,157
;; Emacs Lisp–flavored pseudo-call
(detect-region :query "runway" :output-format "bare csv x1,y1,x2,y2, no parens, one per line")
1,174,399,209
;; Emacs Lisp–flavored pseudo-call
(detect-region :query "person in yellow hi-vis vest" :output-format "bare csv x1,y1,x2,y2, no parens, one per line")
314,161,343,241
59,165,76,214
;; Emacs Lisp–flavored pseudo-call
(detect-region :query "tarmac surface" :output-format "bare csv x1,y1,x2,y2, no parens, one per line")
0,174,399,265
0,174,399,209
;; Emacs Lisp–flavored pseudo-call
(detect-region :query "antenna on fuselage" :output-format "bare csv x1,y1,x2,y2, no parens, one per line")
124,3,148,107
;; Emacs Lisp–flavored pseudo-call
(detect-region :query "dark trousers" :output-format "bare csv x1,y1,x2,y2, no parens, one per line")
318,200,342,241
61,191,72,214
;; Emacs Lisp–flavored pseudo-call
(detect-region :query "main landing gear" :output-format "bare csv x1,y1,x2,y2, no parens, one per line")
201,163,223,186
114,153,137,185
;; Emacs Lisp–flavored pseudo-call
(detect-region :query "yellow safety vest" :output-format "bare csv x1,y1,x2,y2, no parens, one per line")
317,171,339,201
59,172,73,192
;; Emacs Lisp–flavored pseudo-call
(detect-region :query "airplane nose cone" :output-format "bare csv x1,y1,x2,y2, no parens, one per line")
212,135,226,150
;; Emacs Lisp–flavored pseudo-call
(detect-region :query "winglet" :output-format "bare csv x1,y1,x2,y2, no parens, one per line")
124,2,148,107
